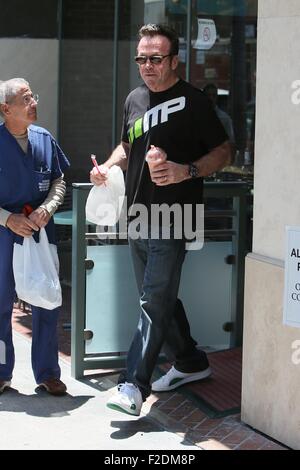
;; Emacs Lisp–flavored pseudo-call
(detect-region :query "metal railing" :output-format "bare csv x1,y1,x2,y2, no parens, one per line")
70,181,249,378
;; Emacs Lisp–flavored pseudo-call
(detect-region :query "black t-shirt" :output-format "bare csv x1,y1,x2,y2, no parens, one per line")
122,79,228,212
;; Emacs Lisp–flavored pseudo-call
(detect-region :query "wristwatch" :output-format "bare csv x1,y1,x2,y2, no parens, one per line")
188,163,199,179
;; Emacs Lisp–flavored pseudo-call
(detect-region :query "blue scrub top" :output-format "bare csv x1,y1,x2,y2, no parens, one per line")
0,123,70,243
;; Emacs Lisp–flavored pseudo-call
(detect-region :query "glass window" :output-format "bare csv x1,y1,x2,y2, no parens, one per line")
0,0,59,38
59,0,257,182
59,0,115,183
117,0,257,166
189,0,257,165
116,0,189,143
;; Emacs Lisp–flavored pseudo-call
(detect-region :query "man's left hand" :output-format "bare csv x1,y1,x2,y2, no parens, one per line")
150,161,189,186
29,207,51,228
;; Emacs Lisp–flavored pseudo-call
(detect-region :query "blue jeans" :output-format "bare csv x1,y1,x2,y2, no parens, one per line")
122,232,209,400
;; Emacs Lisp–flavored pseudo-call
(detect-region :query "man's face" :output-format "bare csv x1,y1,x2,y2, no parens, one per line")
136,35,178,92
4,86,38,126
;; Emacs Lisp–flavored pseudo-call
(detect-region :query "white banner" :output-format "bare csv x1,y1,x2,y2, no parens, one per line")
283,226,300,327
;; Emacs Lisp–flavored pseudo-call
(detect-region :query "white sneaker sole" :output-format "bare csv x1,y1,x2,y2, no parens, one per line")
107,402,141,416
152,367,212,392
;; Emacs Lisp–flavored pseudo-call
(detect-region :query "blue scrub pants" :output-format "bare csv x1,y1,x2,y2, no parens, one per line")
120,232,209,400
0,226,61,384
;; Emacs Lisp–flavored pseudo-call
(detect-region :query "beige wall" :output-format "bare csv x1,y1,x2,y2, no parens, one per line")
253,1,300,260
242,0,300,448
0,39,59,137
242,255,300,449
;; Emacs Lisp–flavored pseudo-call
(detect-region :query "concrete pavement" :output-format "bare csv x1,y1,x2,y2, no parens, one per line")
0,331,199,451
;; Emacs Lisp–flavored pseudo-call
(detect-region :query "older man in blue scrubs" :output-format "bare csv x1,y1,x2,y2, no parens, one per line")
0,78,70,395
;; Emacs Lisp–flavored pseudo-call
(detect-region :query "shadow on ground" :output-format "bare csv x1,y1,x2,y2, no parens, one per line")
0,387,94,418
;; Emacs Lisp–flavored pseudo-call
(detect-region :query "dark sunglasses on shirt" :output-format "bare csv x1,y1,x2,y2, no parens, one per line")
134,54,172,65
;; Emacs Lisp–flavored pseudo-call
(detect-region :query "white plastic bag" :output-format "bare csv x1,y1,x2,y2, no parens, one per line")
86,165,125,226
13,228,62,310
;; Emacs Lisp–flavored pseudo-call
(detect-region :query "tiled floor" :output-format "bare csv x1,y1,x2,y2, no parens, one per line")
12,288,288,451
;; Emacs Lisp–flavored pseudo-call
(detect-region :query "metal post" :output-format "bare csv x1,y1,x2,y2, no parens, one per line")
71,184,89,378
186,0,192,82
231,187,248,346
112,0,119,150
57,0,63,141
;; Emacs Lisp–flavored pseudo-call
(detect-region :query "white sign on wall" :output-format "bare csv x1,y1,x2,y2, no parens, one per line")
194,19,217,50
283,226,300,327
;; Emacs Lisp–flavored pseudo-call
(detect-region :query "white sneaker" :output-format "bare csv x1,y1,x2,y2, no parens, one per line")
107,382,143,416
152,366,212,392
0,380,11,394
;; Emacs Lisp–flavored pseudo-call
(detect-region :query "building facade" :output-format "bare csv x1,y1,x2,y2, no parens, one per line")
242,0,300,449
0,0,257,183
3,0,300,450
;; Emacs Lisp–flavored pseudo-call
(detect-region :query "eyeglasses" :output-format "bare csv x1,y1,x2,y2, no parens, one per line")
134,54,172,65
6,93,39,107
22,94,39,105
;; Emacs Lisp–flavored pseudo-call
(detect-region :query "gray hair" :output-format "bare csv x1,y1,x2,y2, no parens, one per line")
0,78,29,117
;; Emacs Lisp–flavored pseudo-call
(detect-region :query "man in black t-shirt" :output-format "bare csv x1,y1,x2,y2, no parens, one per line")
90,24,230,416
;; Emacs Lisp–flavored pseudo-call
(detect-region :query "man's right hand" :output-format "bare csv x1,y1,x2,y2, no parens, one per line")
6,213,39,237
90,165,108,186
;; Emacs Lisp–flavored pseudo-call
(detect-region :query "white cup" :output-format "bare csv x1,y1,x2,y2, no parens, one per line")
145,145,167,172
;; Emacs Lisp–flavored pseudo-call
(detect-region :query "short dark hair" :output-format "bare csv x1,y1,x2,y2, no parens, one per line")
138,24,179,56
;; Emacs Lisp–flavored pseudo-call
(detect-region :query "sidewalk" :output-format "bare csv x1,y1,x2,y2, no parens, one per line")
1,330,200,451
8,298,288,451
